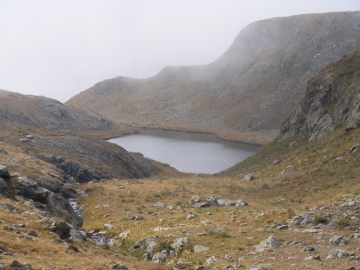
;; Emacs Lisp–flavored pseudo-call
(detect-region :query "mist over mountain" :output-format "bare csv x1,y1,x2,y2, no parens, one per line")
67,11,360,143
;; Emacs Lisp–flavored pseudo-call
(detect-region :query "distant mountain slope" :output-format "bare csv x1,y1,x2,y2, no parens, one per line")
0,89,114,131
281,49,360,141
67,11,360,141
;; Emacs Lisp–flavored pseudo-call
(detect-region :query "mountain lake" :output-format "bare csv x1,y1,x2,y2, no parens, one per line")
109,129,261,174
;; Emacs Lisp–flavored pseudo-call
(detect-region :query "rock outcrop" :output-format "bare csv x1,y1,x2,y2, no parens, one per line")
281,50,360,141
67,11,360,136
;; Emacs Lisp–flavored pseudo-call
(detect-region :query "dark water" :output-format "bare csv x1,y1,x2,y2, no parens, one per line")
109,130,260,174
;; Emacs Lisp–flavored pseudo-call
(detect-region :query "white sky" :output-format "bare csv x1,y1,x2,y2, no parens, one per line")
0,0,359,102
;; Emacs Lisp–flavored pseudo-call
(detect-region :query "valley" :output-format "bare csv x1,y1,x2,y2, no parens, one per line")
1,11,360,270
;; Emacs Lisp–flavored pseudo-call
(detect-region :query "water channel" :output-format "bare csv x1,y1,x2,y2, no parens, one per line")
109,129,261,174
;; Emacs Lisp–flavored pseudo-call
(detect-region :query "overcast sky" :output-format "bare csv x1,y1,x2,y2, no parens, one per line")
0,0,359,102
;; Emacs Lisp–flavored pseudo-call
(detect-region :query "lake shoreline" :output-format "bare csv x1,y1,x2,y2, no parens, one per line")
109,129,260,174
95,123,277,146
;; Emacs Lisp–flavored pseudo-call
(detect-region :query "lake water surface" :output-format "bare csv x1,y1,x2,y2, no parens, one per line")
109,130,260,174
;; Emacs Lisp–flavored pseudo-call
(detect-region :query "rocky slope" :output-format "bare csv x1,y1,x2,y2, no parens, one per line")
281,49,360,141
0,89,114,131
67,11,360,140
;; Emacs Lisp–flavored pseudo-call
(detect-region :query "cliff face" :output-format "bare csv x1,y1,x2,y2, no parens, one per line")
280,50,360,141
67,11,360,134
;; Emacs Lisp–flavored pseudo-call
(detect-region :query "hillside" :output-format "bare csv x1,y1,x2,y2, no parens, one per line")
281,50,360,141
0,89,114,131
1,50,360,269
67,11,360,144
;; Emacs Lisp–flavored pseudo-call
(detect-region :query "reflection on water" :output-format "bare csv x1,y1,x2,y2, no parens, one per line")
109,130,260,174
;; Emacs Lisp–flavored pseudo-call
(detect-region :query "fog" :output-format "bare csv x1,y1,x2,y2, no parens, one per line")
0,0,359,102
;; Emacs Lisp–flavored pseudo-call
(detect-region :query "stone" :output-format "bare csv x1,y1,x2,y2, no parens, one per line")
26,134,35,139
244,173,255,181
170,237,189,251
187,214,196,220
302,246,315,252
261,184,269,190
304,255,321,261
326,249,354,259
52,220,71,239
288,212,313,227
152,250,168,264
254,235,281,252
235,199,249,206
130,215,143,220
119,230,130,239
0,165,9,177
330,235,349,245
272,159,280,165
103,224,115,230
277,225,288,230
132,237,156,251
27,230,37,236
11,260,23,267
109,262,129,270
0,177,8,192
154,201,166,208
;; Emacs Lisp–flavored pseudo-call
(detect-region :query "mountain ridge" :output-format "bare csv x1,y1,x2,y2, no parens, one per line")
67,11,360,144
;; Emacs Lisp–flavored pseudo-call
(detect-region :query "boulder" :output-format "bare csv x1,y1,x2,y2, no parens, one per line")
193,245,209,253
244,173,255,181
330,235,349,245
0,165,9,177
0,177,8,192
254,235,281,252
52,220,71,239
326,249,354,259
152,250,169,264
170,237,189,251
